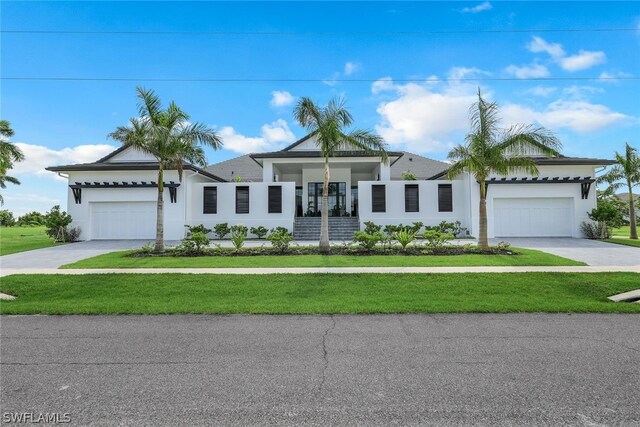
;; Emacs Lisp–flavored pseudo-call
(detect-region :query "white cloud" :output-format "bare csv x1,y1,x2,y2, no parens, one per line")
526,85,557,97
344,62,360,76
599,70,633,83
270,90,295,108
559,50,606,72
447,67,490,80
527,36,565,58
3,193,60,204
501,99,630,133
218,119,296,154
505,63,550,79
373,77,478,152
11,143,117,177
461,2,492,13
526,36,606,72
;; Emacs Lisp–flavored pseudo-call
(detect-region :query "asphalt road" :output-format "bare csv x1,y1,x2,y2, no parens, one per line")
1,314,638,426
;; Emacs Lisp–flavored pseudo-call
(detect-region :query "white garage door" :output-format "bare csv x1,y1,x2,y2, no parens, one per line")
90,202,156,240
493,198,573,237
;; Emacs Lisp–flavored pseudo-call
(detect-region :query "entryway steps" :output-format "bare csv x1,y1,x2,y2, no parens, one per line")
293,217,360,241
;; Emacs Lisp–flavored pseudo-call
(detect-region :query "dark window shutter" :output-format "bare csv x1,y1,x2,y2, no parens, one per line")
203,187,217,214
438,184,453,212
236,186,250,214
268,185,282,214
404,184,419,212
371,185,386,213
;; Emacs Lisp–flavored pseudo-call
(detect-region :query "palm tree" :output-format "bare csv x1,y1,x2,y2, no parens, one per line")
597,142,639,239
109,87,223,252
0,120,25,205
293,96,388,253
447,89,562,249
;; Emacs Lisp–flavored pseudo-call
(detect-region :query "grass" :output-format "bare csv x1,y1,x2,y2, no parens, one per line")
0,226,57,256
605,238,640,248
1,273,639,315
62,247,584,269
611,226,631,237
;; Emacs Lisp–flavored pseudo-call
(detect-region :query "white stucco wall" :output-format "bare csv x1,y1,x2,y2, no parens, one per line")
468,165,599,238
65,170,196,240
357,180,470,232
189,181,296,235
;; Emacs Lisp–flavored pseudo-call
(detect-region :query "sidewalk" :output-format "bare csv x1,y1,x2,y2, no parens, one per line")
2,266,639,276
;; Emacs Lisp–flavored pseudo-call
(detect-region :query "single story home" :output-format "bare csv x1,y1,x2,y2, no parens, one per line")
47,134,615,240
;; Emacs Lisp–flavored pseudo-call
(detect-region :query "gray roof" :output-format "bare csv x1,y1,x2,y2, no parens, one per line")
204,154,263,182
206,151,448,182
390,152,449,180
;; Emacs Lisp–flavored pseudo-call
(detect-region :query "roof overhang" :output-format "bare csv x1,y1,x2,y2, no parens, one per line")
250,151,403,165
46,162,227,182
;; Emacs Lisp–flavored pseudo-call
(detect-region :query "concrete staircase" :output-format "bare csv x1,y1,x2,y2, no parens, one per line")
293,217,360,241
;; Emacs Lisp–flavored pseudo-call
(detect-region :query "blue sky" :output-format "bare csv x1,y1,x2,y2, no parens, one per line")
1,1,639,215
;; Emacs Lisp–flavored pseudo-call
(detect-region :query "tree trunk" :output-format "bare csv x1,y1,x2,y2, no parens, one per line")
628,179,638,240
154,166,165,253
319,158,331,254
478,180,489,250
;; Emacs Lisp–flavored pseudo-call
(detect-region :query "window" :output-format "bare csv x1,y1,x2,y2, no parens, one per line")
438,184,453,212
307,182,347,216
268,185,282,214
404,184,419,212
203,187,217,214
371,184,386,213
236,186,249,214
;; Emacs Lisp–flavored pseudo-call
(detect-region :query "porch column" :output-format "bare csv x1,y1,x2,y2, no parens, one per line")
262,160,274,182
379,162,391,181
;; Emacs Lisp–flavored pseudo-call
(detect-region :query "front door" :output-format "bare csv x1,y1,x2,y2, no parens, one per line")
307,182,347,216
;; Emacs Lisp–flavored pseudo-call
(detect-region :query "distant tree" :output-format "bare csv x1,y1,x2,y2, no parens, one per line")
0,120,25,205
0,209,15,226
401,170,418,180
109,87,223,252
447,89,561,249
17,211,47,226
597,143,639,239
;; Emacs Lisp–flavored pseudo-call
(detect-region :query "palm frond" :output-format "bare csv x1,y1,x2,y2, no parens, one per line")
0,140,25,163
136,87,162,125
293,97,321,129
0,120,15,139
498,124,562,157
342,129,388,163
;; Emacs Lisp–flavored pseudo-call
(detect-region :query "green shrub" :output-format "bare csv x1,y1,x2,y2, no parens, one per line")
0,210,15,227
383,224,399,236
267,228,293,252
363,221,382,234
250,226,268,239
176,231,210,255
580,221,609,239
186,224,212,236
44,205,77,242
495,241,511,250
213,223,230,240
230,225,248,250
586,201,624,238
394,229,417,250
425,220,465,237
16,211,46,226
422,230,454,251
353,230,384,250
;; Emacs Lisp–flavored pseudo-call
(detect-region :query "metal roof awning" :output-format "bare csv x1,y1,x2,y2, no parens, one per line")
69,181,181,204
483,176,595,199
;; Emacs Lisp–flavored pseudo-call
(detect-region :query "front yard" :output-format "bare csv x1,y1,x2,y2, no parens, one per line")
605,238,640,248
0,226,58,256
61,247,584,268
1,273,638,314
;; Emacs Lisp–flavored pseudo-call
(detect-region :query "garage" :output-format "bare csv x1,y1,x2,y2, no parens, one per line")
493,198,573,237
90,202,156,240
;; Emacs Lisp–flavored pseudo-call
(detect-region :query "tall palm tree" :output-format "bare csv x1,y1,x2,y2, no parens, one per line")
293,96,388,253
0,120,25,205
447,89,562,249
109,87,223,252
597,142,639,239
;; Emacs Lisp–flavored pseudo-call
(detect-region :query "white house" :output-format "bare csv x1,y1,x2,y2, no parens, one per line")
47,134,614,241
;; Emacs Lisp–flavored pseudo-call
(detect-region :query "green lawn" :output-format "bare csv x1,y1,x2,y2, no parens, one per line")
62,247,584,269
611,226,633,237
605,238,640,248
1,273,639,314
0,226,57,256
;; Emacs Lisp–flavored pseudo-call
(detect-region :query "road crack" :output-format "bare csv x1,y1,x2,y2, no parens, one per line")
318,315,336,394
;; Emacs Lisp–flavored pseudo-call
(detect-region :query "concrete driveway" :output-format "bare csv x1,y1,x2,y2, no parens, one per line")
495,237,640,266
1,314,638,426
0,240,159,269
